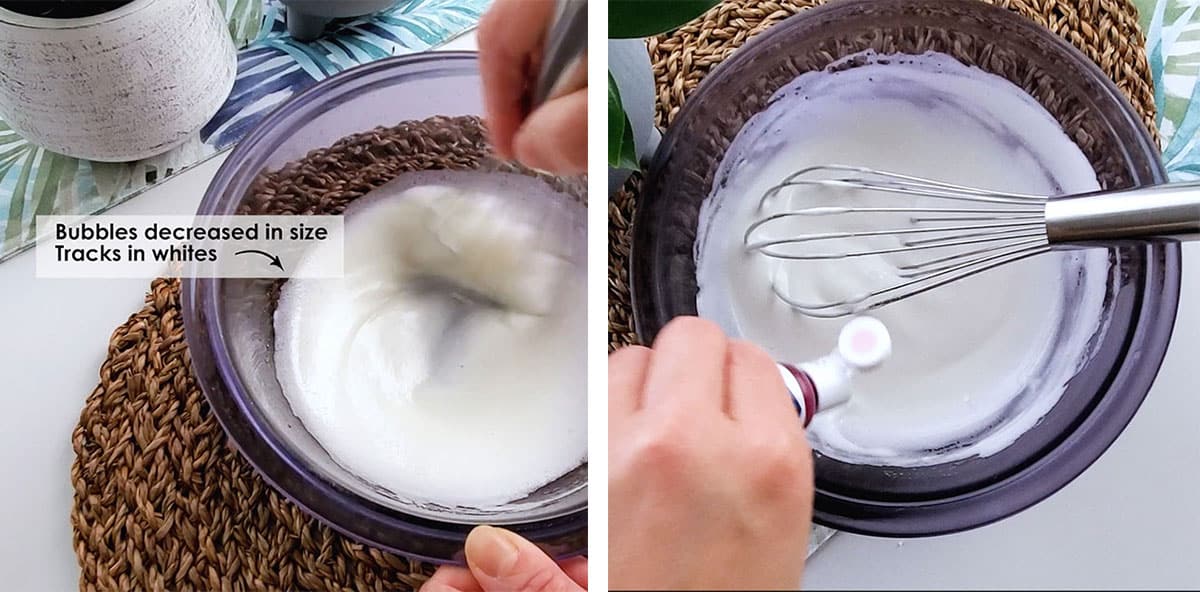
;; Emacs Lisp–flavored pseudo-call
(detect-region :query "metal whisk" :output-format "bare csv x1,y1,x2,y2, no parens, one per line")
744,165,1200,318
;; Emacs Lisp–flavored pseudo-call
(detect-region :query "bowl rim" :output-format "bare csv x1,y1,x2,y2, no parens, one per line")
182,52,587,563
629,0,1181,537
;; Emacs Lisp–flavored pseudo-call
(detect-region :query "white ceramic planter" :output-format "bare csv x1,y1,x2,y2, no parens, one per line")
0,0,238,162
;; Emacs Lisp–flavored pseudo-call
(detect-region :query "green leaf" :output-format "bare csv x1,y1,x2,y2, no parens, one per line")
608,72,641,170
217,0,265,47
0,143,27,164
29,151,64,240
0,130,23,147
0,154,19,181
90,161,133,202
5,149,36,242
50,156,80,214
609,0,719,38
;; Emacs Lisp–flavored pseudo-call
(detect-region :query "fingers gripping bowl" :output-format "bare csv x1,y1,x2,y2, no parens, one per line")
630,0,1180,536
182,54,587,563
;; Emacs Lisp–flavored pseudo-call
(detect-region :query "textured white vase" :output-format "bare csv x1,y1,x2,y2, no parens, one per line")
0,0,238,162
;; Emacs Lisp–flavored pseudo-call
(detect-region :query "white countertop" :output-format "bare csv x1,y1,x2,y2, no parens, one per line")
3,29,1199,589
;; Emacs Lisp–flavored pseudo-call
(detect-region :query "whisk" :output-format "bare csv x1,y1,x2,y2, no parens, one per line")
743,165,1200,318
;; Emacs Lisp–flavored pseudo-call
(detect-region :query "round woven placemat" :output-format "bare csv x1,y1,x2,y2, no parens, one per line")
607,0,1159,351
70,115,583,591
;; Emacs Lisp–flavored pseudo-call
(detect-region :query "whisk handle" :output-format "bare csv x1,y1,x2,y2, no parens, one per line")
532,0,588,108
1045,182,1200,244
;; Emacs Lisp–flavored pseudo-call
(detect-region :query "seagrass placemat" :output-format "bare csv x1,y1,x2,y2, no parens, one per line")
70,115,585,592
607,0,1159,349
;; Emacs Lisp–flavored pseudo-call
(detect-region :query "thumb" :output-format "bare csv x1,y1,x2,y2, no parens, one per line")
464,525,585,592
512,88,588,175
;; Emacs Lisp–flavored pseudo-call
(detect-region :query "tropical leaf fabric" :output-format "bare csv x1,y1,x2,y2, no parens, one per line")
0,0,487,262
1139,0,1200,179
217,0,267,47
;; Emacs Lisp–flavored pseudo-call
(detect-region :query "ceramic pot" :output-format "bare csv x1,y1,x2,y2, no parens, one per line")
0,0,238,161
278,0,399,41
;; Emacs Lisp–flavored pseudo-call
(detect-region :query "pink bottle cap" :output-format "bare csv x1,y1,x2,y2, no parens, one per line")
837,316,892,371
800,316,892,412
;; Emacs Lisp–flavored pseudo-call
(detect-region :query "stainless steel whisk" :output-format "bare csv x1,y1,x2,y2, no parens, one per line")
744,165,1200,318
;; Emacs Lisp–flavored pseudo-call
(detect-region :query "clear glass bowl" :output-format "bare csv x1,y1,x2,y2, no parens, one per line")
182,52,586,563
632,0,1180,536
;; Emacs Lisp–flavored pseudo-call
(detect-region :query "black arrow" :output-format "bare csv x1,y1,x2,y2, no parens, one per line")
234,249,284,271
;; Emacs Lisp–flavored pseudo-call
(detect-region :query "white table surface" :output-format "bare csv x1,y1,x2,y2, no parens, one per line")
4,29,1200,589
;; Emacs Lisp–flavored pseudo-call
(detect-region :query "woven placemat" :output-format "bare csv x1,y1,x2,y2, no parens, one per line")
70,115,584,591
608,0,1159,351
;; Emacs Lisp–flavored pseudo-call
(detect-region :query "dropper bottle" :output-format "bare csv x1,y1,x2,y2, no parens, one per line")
777,316,892,427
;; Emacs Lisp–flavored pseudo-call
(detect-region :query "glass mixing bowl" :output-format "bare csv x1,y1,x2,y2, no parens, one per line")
631,0,1181,536
182,53,586,563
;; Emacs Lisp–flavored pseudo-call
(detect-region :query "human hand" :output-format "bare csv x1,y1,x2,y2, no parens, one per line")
477,0,587,174
422,525,588,591
609,317,814,590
